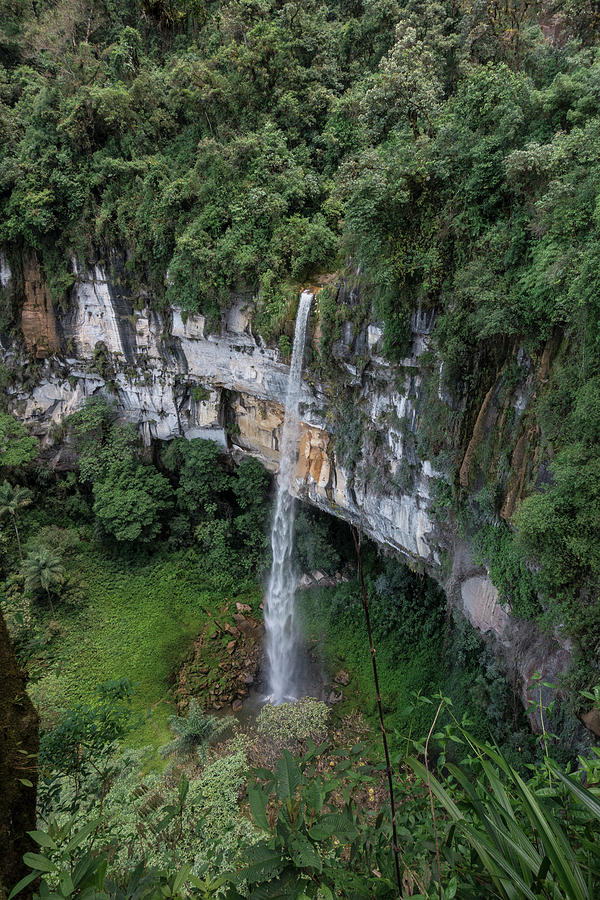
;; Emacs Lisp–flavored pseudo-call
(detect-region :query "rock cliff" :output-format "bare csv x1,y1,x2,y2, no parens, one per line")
0,254,572,727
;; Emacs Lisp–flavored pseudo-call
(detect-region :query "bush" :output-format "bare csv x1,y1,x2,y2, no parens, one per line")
161,699,235,761
294,508,341,574
257,698,329,745
92,460,173,544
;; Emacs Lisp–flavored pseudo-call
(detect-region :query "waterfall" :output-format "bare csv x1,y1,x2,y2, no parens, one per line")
264,290,313,705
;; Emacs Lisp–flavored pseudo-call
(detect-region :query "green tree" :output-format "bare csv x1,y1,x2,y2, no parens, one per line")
362,22,444,139
0,480,32,560
39,678,135,784
232,457,270,566
161,438,230,519
0,415,37,472
22,547,65,618
92,460,173,544
68,397,138,484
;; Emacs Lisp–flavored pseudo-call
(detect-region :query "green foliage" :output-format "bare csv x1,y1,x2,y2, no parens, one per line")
92,459,173,543
192,749,256,854
161,437,230,519
191,384,210,404
161,442,271,580
0,479,32,559
39,678,135,781
315,283,342,363
68,397,138,484
22,547,65,617
231,457,269,513
9,817,225,899
1,0,600,374
0,414,37,471
161,699,234,761
474,521,539,619
13,682,600,899
516,443,600,597
294,508,341,574
278,333,292,358
299,560,448,740
27,545,261,750
370,557,445,646
299,552,534,753
238,746,397,898
256,698,329,745
1,0,599,671
408,723,600,899
231,456,270,567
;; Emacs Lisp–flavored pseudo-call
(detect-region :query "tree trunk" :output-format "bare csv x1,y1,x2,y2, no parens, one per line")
0,609,39,899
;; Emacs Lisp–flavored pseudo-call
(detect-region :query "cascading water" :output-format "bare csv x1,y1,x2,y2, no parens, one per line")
264,290,313,705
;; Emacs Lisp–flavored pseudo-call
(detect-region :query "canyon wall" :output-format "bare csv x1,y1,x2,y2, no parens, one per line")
0,254,572,725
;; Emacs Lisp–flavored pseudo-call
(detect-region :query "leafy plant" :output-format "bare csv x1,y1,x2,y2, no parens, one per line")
256,698,329,746
92,460,173,544
161,699,234,761
0,415,38,472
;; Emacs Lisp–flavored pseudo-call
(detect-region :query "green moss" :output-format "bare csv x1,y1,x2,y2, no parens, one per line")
191,384,210,403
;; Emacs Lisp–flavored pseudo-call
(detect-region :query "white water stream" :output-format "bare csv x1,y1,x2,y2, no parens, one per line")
264,290,313,704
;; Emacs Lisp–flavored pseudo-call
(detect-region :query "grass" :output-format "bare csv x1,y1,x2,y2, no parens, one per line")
29,545,262,752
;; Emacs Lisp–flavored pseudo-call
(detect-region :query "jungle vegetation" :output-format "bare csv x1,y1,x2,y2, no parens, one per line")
1,0,600,896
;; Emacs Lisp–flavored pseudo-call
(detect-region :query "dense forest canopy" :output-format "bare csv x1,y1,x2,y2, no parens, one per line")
1,0,599,343
2,1,600,638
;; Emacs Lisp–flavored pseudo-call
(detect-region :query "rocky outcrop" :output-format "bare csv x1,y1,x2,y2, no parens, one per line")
460,575,509,637
4,260,438,563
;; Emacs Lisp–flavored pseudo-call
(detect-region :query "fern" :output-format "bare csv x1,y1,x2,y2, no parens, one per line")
160,699,234,760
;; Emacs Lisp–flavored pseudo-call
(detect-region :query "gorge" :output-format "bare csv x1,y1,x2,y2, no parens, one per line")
0,253,574,731
3,0,600,891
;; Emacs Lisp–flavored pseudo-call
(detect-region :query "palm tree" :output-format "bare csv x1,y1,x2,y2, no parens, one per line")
22,548,65,619
0,480,32,561
160,699,234,760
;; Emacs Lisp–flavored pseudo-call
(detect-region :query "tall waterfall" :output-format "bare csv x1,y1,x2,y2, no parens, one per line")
264,290,313,705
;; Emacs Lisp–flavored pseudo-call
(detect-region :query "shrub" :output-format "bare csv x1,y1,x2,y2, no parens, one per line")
92,460,173,544
257,698,329,745
161,699,235,761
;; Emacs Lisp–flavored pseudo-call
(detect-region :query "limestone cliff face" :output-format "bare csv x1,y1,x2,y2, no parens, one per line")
5,258,439,564
0,256,571,727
